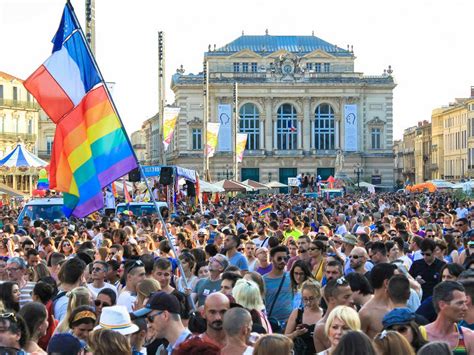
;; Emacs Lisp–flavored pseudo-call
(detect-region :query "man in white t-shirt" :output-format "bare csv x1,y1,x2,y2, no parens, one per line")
117,260,146,312
87,261,118,298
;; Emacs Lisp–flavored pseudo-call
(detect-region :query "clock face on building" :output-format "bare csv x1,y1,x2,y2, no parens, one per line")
283,63,294,74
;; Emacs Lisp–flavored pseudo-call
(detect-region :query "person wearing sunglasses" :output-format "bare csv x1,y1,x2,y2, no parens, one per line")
132,291,191,354
95,288,117,320
263,245,293,332
409,238,446,302
117,260,146,312
87,261,117,299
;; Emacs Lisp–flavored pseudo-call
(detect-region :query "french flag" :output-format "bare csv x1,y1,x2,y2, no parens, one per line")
290,125,297,132
24,5,101,123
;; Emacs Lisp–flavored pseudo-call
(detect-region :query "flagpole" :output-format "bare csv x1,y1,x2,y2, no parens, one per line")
233,82,238,181
203,59,209,180
65,2,195,310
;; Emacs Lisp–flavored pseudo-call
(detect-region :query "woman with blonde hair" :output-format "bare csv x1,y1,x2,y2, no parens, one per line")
319,305,361,355
253,334,294,355
55,286,92,333
89,328,131,355
285,280,323,354
232,278,271,334
134,278,161,311
373,330,415,355
95,247,110,261
137,234,156,256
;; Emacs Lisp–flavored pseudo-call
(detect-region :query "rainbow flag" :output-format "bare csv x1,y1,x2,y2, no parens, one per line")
258,203,272,215
24,3,137,217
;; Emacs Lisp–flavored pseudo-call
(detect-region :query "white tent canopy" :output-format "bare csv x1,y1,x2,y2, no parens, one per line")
265,181,287,188
199,180,225,193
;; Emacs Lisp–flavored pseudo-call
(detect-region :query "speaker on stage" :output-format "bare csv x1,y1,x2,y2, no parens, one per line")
160,167,173,185
186,180,196,197
128,168,141,182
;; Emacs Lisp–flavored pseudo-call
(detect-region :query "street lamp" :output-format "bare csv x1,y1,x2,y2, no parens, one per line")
225,164,230,180
354,164,363,191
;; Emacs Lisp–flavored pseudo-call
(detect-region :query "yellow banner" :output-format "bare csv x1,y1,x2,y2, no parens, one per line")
206,122,220,158
236,133,247,163
162,107,180,151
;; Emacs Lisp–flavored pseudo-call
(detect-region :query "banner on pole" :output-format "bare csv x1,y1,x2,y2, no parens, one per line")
236,133,247,163
163,107,180,151
217,104,232,152
206,122,220,158
344,104,358,151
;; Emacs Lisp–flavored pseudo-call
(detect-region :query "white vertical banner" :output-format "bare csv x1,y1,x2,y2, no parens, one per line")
217,104,232,151
206,122,220,158
236,133,248,163
344,104,358,151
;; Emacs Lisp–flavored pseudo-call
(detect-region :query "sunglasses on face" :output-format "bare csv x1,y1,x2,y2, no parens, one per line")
421,252,432,257
275,256,288,262
349,255,361,259
94,299,111,308
146,311,164,323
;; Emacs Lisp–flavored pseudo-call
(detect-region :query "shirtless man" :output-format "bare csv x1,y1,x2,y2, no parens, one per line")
313,277,353,352
424,281,474,354
359,263,397,339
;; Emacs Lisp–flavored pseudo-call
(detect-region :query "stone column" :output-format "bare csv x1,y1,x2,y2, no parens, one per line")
259,120,264,150
303,98,311,152
297,120,302,149
273,120,278,150
265,98,273,152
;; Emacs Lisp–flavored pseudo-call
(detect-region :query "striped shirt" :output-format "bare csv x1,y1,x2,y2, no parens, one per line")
20,282,36,308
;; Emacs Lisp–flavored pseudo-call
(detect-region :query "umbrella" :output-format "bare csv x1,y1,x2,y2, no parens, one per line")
215,179,254,192
265,181,288,188
242,179,270,190
0,143,48,168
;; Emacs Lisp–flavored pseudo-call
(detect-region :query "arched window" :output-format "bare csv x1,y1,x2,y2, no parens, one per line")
277,104,297,150
314,104,335,150
239,103,260,150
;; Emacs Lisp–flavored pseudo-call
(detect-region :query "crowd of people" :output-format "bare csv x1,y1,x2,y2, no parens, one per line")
0,190,473,354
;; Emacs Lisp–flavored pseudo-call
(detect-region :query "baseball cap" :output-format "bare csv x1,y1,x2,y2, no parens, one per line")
132,291,181,318
209,218,219,226
47,333,86,355
382,308,415,328
283,218,293,225
342,234,357,246
198,228,208,235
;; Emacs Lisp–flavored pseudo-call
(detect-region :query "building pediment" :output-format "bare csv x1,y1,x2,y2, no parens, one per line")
367,116,385,125
266,49,294,59
303,49,335,59
229,49,262,59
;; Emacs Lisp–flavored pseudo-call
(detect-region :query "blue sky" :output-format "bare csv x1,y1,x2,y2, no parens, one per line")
2,0,473,139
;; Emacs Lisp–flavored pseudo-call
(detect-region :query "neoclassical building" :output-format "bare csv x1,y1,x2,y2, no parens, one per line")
169,33,396,186
0,71,40,156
